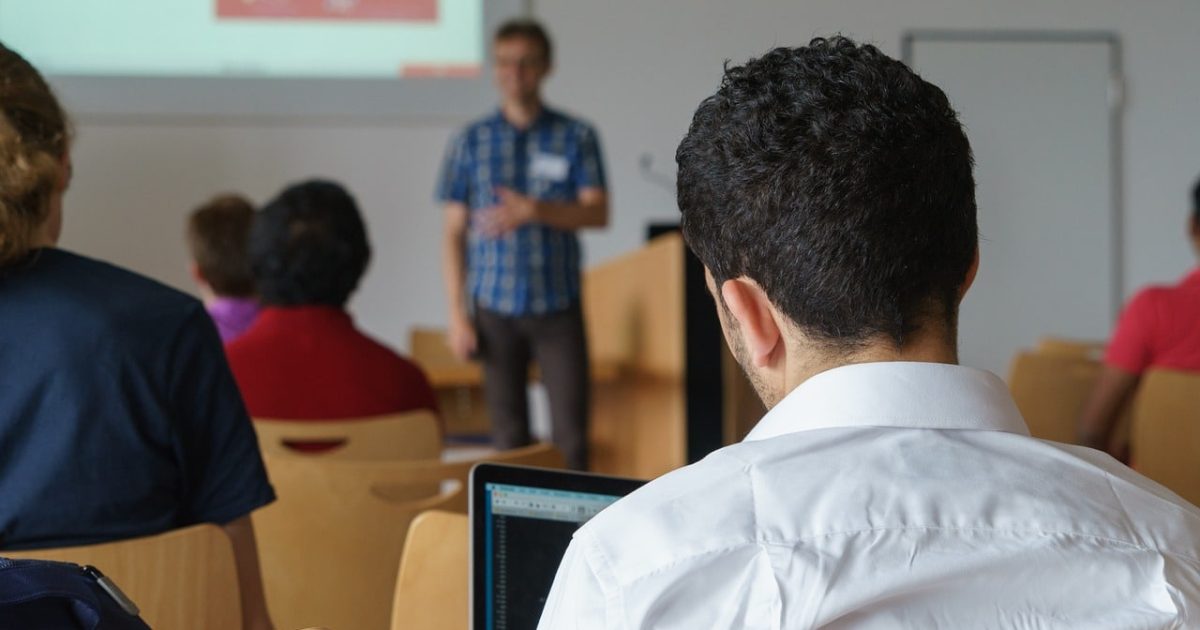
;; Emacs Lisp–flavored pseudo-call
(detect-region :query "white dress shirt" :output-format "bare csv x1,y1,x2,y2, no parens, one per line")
538,362,1200,629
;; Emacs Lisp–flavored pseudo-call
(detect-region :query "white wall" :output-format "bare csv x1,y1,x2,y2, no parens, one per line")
60,0,1200,354
62,120,456,352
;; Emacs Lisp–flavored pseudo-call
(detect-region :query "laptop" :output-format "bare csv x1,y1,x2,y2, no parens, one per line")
470,463,644,630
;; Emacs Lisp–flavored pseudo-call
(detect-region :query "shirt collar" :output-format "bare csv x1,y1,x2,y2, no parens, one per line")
257,305,353,328
207,296,260,319
490,105,554,132
743,362,1029,442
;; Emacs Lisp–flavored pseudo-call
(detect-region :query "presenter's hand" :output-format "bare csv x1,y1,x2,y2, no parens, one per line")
477,187,536,236
448,312,478,362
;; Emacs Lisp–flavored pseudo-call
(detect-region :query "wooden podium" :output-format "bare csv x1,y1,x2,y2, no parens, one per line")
582,233,687,478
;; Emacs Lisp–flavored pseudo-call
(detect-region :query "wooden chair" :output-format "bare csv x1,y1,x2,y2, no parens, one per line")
255,443,564,630
374,442,567,513
391,511,468,630
253,410,441,460
1036,337,1107,360
5,524,241,630
1131,369,1200,505
1008,351,1103,444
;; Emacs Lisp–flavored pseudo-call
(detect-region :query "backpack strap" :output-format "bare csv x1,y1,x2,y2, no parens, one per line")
0,560,104,629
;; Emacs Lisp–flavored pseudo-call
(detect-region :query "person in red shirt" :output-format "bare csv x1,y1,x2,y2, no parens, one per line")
226,179,438,422
1078,176,1200,458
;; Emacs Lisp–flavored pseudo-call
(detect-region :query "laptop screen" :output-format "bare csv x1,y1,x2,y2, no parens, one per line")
482,483,622,629
471,464,644,630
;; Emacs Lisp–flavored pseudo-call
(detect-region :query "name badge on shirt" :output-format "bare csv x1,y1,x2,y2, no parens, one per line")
530,152,570,182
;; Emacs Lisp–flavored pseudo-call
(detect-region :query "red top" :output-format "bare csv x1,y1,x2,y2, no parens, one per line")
1105,269,1200,374
226,306,438,420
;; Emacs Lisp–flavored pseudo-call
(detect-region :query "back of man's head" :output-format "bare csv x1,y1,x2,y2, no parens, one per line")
249,179,371,308
677,36,978,352
186,194,256,298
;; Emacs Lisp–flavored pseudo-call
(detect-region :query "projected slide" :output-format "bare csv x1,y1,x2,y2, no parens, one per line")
215,0,437,22
0,0,482,79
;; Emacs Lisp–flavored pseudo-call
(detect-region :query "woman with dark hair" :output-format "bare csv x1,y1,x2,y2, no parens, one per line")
0,43,275,629
226,179,438,424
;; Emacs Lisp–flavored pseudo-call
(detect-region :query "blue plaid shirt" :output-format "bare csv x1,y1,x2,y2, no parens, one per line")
436,106,607,316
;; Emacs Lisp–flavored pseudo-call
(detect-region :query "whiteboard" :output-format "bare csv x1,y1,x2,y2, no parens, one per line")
906,33,1122,378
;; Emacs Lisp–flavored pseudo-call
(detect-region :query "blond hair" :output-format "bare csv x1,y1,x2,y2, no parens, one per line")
0,43,70,269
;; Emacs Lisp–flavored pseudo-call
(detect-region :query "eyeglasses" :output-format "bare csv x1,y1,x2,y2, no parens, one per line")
494,56,546,70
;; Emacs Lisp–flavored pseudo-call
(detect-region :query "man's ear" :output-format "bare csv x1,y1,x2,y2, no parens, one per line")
958,246,980,302
720,277,783,368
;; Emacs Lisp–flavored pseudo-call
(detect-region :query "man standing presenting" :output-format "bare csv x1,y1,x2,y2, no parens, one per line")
437,19,607,470
538,37,1200,627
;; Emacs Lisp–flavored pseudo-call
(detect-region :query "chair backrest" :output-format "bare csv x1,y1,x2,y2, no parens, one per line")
391,511,468,630
1036,337,1107,361
254,443,564,630
372,442,568,513
253,410,441,460
5,524,241,630
1008,351,1102,444
1131,369,1200,505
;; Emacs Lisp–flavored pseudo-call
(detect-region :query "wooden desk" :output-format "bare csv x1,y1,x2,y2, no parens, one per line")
414,345,625,440
422,358,622,389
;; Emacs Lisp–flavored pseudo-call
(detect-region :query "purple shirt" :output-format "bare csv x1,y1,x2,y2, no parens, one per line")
206,297,261,344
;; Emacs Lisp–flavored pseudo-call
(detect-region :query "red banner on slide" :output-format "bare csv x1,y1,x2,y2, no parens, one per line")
400,63,481,78
216,0,437,22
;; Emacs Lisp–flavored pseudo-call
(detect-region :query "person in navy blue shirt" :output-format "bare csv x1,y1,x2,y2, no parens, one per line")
0,43,275,630
437,19,608,470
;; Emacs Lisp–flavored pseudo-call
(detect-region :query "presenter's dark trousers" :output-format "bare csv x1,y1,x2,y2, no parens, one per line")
475,303,590,470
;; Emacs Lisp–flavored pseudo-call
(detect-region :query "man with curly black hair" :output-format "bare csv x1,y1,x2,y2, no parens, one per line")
226,179,438,423
538,37,1200,628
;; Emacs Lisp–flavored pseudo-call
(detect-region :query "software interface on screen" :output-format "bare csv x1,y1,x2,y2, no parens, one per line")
0,0,483,79
483,483,622,630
